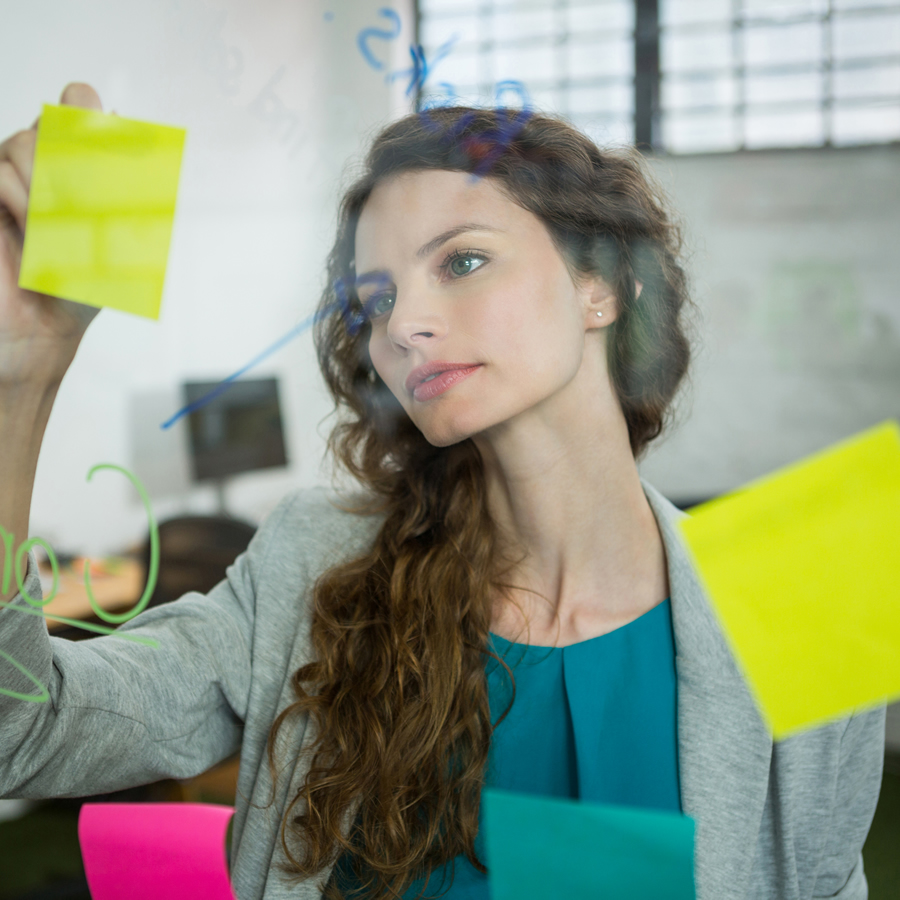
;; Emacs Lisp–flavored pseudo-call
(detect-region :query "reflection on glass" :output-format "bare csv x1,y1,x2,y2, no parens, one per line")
745,107,824,147
833,12,900,59
745,72,822,104
832,102,900,144
491,7,557,41
833,64,900,99
662,28,732,73
567,0,635,32
660,0,731,27
662,75,738,110
662,110,739,152
741,0,828,20
742,22,823,66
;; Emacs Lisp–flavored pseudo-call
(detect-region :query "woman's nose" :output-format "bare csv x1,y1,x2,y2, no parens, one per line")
385,291,445,347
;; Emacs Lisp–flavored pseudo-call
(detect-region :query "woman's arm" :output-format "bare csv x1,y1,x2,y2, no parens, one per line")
0,491,295,799
0,84,105,605
0,78,260,799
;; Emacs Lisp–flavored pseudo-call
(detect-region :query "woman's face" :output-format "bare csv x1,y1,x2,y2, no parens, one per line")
353,169,614,448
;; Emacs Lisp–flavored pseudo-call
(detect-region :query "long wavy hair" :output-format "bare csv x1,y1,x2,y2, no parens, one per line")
262,106,697,899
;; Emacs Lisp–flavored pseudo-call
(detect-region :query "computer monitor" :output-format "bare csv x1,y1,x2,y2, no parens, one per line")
183,377,288,484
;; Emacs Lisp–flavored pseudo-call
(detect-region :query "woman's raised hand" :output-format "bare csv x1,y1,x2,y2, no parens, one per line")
0,83,104,387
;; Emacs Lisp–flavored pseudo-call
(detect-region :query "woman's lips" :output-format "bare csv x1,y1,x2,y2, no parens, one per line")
412,365,482,401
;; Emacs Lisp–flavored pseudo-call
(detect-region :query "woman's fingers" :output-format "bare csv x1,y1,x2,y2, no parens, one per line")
0,130,36,214
1,84,104,195
59,297,102,330
0,158,29,234
59,82,103,112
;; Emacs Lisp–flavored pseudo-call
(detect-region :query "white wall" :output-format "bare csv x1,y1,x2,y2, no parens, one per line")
3,0,413,557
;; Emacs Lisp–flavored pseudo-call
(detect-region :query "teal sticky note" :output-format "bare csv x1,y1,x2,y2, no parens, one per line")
482,788,696,899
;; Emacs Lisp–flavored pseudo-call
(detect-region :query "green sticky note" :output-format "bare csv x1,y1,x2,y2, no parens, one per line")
19,104,186,320
678,419,900,739
482,789,696,900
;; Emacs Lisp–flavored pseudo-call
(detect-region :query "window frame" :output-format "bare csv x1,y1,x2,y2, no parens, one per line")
414,0,900,155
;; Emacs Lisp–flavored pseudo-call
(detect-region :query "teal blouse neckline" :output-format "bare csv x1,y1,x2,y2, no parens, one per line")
488,596,672,651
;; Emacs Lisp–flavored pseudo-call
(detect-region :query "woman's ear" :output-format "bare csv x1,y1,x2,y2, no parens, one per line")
584,274,618,322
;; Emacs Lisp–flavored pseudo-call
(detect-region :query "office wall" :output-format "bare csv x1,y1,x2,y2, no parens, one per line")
638,144,900,502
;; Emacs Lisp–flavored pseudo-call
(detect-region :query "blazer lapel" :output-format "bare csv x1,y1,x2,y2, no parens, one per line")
642,480,774,900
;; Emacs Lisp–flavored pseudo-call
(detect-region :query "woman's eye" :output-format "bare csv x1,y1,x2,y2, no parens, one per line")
447,254,485,277
368,293,394,318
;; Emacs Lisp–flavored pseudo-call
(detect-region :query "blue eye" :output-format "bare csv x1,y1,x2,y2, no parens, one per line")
442,250,487,278
366,291,395,319
449,256,476,275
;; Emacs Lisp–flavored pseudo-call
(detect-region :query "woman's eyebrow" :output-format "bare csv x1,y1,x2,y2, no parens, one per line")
415,223,501,259
355,223,502,286
355,272,393,292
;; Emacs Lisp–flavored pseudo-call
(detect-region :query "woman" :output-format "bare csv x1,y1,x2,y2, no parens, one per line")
0,84,885,900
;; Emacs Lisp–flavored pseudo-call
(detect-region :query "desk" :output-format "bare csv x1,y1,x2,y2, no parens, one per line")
39,558,146,633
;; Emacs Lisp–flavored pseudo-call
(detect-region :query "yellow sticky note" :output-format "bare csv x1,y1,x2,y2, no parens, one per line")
677,420,900,739
19,104,186,320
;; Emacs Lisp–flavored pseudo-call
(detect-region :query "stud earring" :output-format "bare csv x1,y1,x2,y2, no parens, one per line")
596,311,603,317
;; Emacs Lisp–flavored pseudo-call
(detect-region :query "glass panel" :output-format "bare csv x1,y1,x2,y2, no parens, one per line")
833,12,900,61
833,63,900,98
831,101,900,143
661,28,733,72
495,42,557,82
493,79,536,109
833,0,900,10
741,0,828,21
431,47,482,88
570,113,635,147
744,107,824,146
430,85,485,107
567,0,635,32
527,86,562,113
492,7,557,41
568,82,634,115
662,74,737,108
745,71,823,103
659,0,731,27
742,22,823,66
496,0,554,11
662,111,740,151
421,14,481,53
568,37,634,78
421,0,480,13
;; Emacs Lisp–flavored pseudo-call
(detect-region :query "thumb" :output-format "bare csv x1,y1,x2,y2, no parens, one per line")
58,82,104,112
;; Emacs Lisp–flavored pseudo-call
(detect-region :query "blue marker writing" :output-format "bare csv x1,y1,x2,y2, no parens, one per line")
387,35,459,96
357,7,402,71
1,463,161,704
162,300,343,428
162,271,401,425
469,83,534,178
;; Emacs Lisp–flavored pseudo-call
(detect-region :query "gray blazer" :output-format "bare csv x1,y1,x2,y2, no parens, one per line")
0,480,885,899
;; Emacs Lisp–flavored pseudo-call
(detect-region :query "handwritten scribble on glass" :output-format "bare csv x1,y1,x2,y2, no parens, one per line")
1,463,160,704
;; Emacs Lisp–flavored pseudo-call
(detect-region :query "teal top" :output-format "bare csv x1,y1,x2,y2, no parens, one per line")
328,597,681,898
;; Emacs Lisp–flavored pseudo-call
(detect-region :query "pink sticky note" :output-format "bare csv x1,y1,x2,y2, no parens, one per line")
78,802,236,900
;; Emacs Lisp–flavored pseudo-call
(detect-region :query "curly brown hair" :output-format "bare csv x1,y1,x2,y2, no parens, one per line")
261,106,697,899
